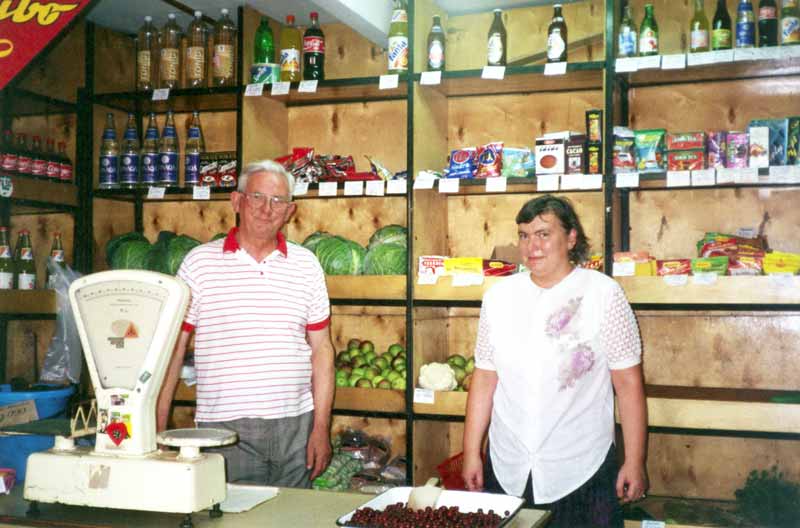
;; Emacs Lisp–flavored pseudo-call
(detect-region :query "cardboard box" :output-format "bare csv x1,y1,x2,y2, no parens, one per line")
750,118,789,166
587,143,603,174
788,117,800,165
667,131,706,151
565,135,587,174
667,149,706,171
535,137,565,175
747,126,770,169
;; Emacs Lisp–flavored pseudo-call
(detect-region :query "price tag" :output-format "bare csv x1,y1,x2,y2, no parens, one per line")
768,273,796,289
387,179,407,194
666,170,691,187
581,173,604,189
616,172,639,188
151,88,169,101
438,178,460,193
481,65,506,80
344,180,364,196
692,272,718,285
661,53,686,70
451,273,484,286
146,186,165,199
612,261,636,277
615,57,638,73
413,177,435,190
379,74,399,90
420,71,442,85
245,83,264,96
417,273,439,285
192,185,211,200
485,177,507,193
298,80,318,93
642,521,666,528
560,173,583,190
734,48,758,62
734,167,759,184
663,274,689,287
636,55,661,70
770,165,800,183
271,81,290,95
710,49,734,63
736,227,757,238
365,180,386,196
691,169,716,187
781,45,800,59
293,181,309,196
687,51,714,66
715,167,735,184
413,388,435,404
544,61,567,76
753,47,780,61
318,181,338,196
536,174,559,191
0,176,12,198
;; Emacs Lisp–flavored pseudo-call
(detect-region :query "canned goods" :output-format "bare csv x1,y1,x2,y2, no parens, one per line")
250,63,280,84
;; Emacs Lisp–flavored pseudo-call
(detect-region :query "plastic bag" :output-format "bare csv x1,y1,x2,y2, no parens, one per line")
39,261,83,384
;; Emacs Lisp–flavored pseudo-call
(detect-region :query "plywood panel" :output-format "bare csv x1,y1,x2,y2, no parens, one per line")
5,321,55,383
447,309,480,360
17,20,85,103
93,198,135,271
10,214,74,289
413,420,464,486
413,307,450,384
330,305,406,353
628,188,800,258
142,201,235,244
412,190,448,265
413,83,448,175
242,96,288,163
94,25,135,94
332,416,407,458
322,22,387,79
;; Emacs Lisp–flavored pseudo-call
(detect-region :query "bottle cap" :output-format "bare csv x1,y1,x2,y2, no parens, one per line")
33,135,41,141
194,10,202,18
221,8,228,15
144,15,152,22
493,8,502,13
310,11,319,19
287,14,295,24
168,13,176,20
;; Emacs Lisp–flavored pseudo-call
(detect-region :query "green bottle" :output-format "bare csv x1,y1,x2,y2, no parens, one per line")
712,0,733,50
254,16,275,64
638,4,659,56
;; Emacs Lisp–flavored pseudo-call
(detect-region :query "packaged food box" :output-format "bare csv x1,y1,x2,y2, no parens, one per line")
613,251,654,276
726,132,749,169
707,131,727,169
200,152,237,187
448,148,477,178
788,117,800,165
750,118,789,166
535,137,565,175
418,256,447,278
501,147,534,178
586,109,603,143
587,142,603,174
634,129,666,172
667,131,706,151
667,149,706,171
748,126,770,168
691,256,729,276
657,259,692,276
613,127,636,174
763,251,800,275
565,135,586,174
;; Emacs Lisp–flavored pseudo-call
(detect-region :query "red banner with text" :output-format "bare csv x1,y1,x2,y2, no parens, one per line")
0,1,93,90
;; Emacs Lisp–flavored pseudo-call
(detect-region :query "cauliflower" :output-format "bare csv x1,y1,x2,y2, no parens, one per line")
418,362,458,391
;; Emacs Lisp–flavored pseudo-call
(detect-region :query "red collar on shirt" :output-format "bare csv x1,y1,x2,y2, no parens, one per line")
222,227,288,257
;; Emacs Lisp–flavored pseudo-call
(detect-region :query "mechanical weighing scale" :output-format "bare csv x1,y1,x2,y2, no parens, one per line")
24,270,237,527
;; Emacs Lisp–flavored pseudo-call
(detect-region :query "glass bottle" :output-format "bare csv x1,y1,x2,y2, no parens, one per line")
140,113,159,187
184,111,205,186
186,10,206,88
712,0,733,50
487,9,507,66
280,14,302,81
136,15,157,91
15,134,31,176
388,0,409,74
690,0,710,52
99,113,119,189
120,113,140,189
782,0,800,45
58,141,72,183
547,4,568,63
30,135,46,179
14,229,35,290
427,15,445,71
213,8,236,86
303,11,325,80
46,232,65,290
758,0,778,47
254,16,275,64
618,4,638,58
736,0,756,48
159,13,181,89
638,4,659,56
1,130,17,173
45,137,60,182
157,110,179,187
0,227,13,290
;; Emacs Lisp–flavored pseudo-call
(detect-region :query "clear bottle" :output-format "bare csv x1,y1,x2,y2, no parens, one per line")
547,4,568,63
782,0,800,45
99,113,119,189
14,229,35,290
1,130,17,173
159,13,182,89
487,9,507,66
690,0,710,52
186,10,206,88
15,133,31,176
758,0,779,47
120,113,140,189
280,15,302,81
618,5,638,57
712,0,733,49
427,15,445,71
45,137,60,182
254,16,275,64
140,113,159,187
157,110,179,187
213,8,236,86
30,135,47,179
303,11,325,80
58,141,72,183
184,111,205,186
0,227,13,290
388,0,409,74
136,15,158,91
736,0,756,48
639,4,659,56
46,231,65,290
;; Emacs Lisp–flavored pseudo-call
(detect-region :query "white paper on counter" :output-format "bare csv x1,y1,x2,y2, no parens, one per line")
298,80,318,93
387,179,407,194
365,180,385,196
192,186,211,200
344,180,364,196
636,55,661,70
666,171,690,187
147,186,166,199
219,484,279,513
438,178,460,193
615,57,638,72
536,174,559,191
691,272,718,286
544,61,567,76
560,173,583,190
318,181,338,196
581,173,604,189
691,169,715,187
379,74,399,90
663,275,689,287
271,82,290,95
616,172,639,188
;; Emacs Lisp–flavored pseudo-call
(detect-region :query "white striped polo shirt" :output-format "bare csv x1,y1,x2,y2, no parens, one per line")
177,227,330,422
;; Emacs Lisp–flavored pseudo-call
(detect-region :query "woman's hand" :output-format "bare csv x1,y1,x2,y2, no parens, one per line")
462,452,484,492
616,460,648,503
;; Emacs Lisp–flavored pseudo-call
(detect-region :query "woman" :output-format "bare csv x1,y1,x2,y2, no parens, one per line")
462,195,647,527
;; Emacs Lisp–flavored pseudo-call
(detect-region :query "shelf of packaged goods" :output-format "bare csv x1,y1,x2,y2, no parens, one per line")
2,174,78,210
622,496,740,528
91,86,240,114
415,176,604,195
616,275,800,305
0,290,57,315
415,62,605,98
414,275,504,303
334,386,405,413
413,389,467,416
326,275,406,301
620,168,800,191
91,187,234,202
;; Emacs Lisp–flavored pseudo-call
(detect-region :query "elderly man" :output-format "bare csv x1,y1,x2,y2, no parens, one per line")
157,160,334,487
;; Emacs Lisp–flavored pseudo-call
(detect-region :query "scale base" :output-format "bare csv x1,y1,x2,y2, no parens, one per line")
23,446,227,515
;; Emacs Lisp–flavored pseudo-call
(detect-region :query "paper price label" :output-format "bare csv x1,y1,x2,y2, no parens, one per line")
734,167,759,184
544,61,567,76
781,46,800,59
420,71,442,85
485,177,507,193
438,178,460,193
379,74,399,90
666,170,691,187
0,176,12,198
365,180,386,196
734,48,758,62
413,388,435,404
752,47,779,61
637,55,661,70
663,274,689,287
710,49,734,63
481,65,505,80
192,185,211,200
687,51,714,66
451,273,484,286
413,177,435,190
318,181,338,196
616,172,639,188
560,173,583,190
615,57,638,73
661,54,686,70
417,273,439,285
293,181,309,196
581,173,604,189
769,165,800,183
612,261,636,277
152,88,170,101
715,168,735,184
537,174,559,191
298,80,318,93
691,169,715,187
245,83,264,96
692,272,718,285
387,179,407,194
344,180,364,196
146,186,166,199
641,521,666,528
768,273,795,289
271,82,290,95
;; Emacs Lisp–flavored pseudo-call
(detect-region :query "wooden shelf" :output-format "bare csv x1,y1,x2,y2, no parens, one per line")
334,386,405,413
92,187,234,202
327,275,406,301
414,176,604,196
2,174,78,210
414,276,504,302
0,290,57,315
413,390,467,416
617,276,800,305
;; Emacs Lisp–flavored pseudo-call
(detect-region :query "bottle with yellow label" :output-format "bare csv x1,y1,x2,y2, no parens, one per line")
280,14,302,82
213,8,236,86
782,0,800,45
136,16,157,91
159,13,181,89
185,11,206,88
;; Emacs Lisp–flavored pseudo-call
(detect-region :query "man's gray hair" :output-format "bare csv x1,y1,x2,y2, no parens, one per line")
238,160,296,199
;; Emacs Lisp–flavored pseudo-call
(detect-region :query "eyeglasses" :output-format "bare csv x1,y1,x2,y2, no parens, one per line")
241,192,292,210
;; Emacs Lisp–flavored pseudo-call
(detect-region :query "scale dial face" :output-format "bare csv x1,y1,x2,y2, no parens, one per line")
74,280,170,390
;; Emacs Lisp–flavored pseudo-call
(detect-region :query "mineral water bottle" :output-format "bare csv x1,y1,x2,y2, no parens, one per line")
140,113,159,187
136,15,157,91
157,110,179,187
99,113,119,189
0,227,13,290
184,111,205,186
160,13,181,89
120,113,140,188
186,10,207,88
213,8,236,86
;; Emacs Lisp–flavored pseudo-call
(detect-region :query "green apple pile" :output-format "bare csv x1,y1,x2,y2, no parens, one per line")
335,339,407,390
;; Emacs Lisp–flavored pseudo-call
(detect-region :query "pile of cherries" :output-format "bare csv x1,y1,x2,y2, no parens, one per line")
348,503,510,527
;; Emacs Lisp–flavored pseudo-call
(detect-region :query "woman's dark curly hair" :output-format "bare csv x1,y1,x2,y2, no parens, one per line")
515,194,591,265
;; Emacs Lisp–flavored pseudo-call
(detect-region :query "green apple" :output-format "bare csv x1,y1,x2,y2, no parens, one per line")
391,377,406,390
351,356,367,368
348,374,363,387
363,366,380,381
447,354,467,369
336,350,351,364
355,378,373,388
338,365,352,376
364,351,377,365
377,379,392,389
373,357,390,371
347,338,361,350
386,370,402,383
451,365,466,385
391,356,406,370
387,343,405,357
335,375,349,388
381,368,391,378
371,375,385,388
465,357,475,375
351,367,366,379
359,340,375,355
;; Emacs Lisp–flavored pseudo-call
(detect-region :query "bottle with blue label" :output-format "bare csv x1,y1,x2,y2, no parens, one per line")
618,4,637,57
99,113,119,189
184,111,205,186
736,0,755,48
120,113,140,188
140,113,159,187
157,110,179,187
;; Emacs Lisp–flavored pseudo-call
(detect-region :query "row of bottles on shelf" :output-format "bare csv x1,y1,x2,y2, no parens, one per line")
0,131,73,183
99,111,205,189
253,12,325,82
136,9,236,91
619,0,800,57
0,227,64,290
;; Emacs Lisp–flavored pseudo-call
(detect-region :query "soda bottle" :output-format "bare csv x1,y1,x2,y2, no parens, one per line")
736,0,756,48
690,0,710,52
184,111,205,186
782,0,800,45
280,15,302,81
1,130,16,173
427,15,445,71
186,10,206,88
15,133,31,176
14,229,35,290
45,137,60,182
58,141,72,184
487,9,507,66
30,135,47,179
303,11,325,80
388,0,409,74
46,232,65,290
140,113,159,187
713,0,733,50
618,4,637,57
639,4,659,56
213,8,236,86
136,15,158,91
120,113,140,189
157,110,179,187
254,16,275,64
99,113,119,189
160,13,181,89
547,4,568,63
0,227,13,290
758,0,778,47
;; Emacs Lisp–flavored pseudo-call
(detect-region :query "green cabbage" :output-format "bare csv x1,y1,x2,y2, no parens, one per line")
106,232,148,267
111,240,151,270
166,235,201,275
315,237,365,275
302,231,334,254
364,243,406,275
368,225,407,250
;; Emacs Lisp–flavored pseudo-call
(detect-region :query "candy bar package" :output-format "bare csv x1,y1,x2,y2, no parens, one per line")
725,132,749,169
565,135,586,174
656,259,692,276
707,131,727,169
501,147,535,178
750,118,789,166
587,143,603,174
475,142,504,178
586,109,603,143
667,150,705,171
613,127,636,174
448,148,477,178
788,117,800,165
747,126,770,169
666,131,706,151
634,128,666,173
535,137,566,175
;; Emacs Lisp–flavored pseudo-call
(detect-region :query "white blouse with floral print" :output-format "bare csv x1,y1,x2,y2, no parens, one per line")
475,267,641,503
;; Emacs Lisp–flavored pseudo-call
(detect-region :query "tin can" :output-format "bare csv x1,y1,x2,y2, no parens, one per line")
250,63,280,84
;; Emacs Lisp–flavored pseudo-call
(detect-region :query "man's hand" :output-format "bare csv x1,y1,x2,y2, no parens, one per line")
306,426,332,480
